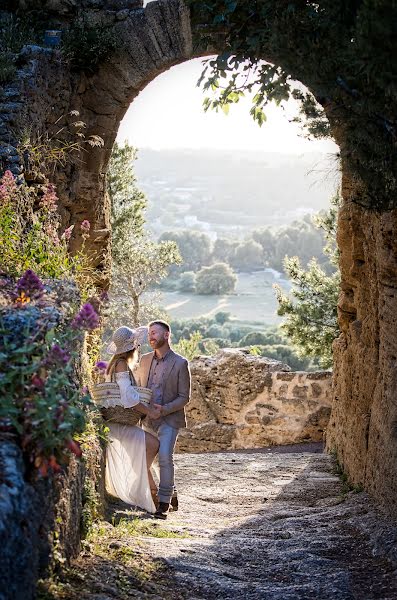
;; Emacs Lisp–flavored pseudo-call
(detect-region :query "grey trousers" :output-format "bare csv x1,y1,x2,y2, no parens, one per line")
154,422,179,504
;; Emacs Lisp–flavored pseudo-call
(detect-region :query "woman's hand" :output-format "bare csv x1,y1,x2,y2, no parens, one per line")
148,404,162,420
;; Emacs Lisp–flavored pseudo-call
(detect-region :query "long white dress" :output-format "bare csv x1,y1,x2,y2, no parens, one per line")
103,371,155,513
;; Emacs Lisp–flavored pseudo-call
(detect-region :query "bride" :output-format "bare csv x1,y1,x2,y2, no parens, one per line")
100,326,161,513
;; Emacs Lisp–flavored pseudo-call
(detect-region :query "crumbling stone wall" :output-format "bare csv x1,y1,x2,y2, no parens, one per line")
326,192,397,517
178,350,332,453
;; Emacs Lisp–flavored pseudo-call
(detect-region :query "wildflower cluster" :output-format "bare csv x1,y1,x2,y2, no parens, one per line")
71,302,100,330
81,219,91,234
0,170,94,293
16,268,45,301
39,183,58,212
0,269,103,477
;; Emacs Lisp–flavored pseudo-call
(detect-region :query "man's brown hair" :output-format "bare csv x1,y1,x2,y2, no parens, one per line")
148,320,171,333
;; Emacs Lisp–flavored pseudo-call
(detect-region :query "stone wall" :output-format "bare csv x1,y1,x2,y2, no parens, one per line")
177,350,332,453
327,195,397,518
0,439,81,600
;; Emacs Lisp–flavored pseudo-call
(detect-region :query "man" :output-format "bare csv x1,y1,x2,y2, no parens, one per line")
135,320,191,519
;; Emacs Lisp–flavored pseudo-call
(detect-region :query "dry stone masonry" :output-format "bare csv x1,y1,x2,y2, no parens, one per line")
178,350,332,453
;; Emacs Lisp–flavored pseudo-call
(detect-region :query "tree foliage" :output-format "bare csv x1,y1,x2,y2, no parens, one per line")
173,330,220,361
107,143,182,326
108,141,146,263
187,0,397,210
159,229,212,273
274,196,341,368
195,262,237,295
232,239,263,271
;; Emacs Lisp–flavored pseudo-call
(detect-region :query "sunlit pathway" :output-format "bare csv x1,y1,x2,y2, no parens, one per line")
134,446,397,600
57,446,397,600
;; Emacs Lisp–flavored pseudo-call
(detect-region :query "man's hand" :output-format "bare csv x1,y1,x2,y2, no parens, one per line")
148,404,162,420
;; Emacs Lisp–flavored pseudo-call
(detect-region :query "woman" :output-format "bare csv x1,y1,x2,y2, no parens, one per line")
101,326,161,513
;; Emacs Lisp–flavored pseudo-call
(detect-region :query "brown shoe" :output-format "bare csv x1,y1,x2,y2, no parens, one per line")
170,494,178,512
154,502,170,520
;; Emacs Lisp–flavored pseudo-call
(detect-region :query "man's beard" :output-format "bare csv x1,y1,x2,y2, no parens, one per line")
151,337,166,349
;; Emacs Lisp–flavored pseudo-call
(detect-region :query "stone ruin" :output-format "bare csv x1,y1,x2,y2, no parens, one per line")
179,350,332,453
1,4,397,594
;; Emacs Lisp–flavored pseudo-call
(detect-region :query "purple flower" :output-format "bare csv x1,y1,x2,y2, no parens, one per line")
80,220,91,234
31,374,45,389
16,270,45,299
71,303,100,331
95,360,107,371
47,344,70,366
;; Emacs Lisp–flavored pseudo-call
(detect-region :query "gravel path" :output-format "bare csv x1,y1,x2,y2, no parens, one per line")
50,445,397,600
132,446,397,600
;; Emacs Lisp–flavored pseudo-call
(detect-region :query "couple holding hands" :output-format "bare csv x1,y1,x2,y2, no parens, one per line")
102,320,191,520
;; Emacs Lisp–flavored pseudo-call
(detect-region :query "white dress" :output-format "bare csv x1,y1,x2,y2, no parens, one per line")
103,371,155,513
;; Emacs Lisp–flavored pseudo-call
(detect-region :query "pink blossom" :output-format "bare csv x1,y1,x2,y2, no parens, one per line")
80,220,91,234
0,170,17,203
40,184,58,212
62,225,74,241
44,222,60,246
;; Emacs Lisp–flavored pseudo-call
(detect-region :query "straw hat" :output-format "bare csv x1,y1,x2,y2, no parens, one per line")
106,326,147,355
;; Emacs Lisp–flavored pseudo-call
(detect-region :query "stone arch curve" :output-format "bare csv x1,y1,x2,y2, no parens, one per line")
54,0,346,275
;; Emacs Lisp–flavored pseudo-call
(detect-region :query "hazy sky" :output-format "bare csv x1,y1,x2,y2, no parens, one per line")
117,58,339,155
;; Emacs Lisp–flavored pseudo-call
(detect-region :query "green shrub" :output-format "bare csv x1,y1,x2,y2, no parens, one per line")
62,17,120,73
177,271,196,292
206,323,225,338
250,344,312,371
0,52,16,84
195,262,237,295
214,311,230,325
239,329,285,347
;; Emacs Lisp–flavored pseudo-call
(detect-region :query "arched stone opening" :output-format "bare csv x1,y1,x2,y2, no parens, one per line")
1,0,396,518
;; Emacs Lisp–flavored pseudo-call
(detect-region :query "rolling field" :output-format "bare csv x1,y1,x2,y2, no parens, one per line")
160,269,291,324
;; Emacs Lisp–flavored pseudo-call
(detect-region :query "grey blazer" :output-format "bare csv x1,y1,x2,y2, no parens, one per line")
135,349,191,429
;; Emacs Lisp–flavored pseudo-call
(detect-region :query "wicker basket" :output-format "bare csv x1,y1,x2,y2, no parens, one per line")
101,405,142,426
92,382,153,426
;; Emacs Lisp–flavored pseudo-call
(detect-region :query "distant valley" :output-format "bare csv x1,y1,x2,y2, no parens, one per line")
134,148,340,237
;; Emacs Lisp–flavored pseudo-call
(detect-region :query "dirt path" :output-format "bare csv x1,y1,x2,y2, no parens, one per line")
40,446,397,600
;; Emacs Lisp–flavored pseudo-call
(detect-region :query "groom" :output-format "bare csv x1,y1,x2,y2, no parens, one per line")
136,320,191,519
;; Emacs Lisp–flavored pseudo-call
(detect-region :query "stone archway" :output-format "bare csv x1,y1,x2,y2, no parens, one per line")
2,0,397,517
